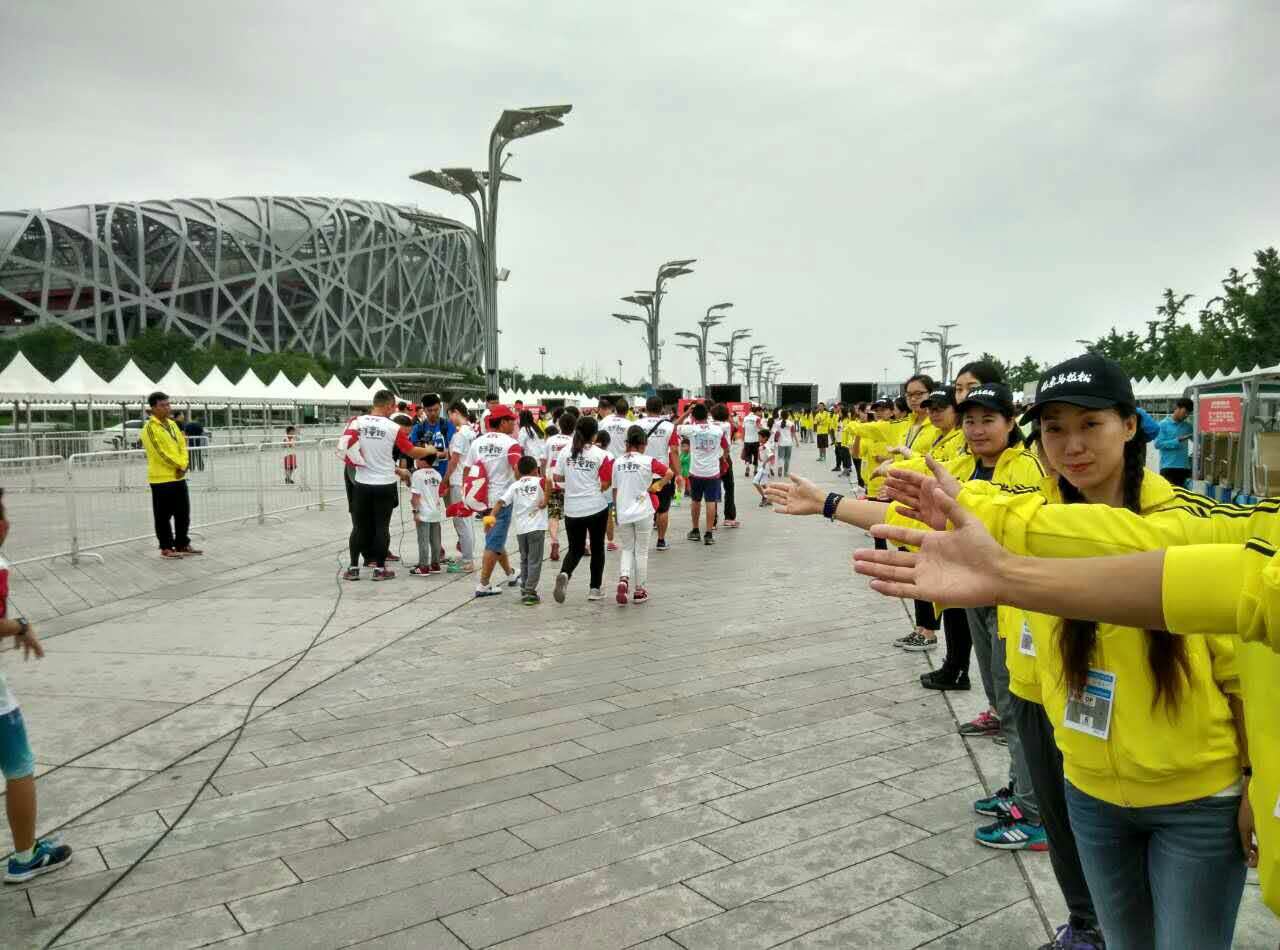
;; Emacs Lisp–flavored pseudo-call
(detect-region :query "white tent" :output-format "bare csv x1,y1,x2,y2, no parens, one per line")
264,370,301,404
293,373,329,403
322,375,353,403
230,369,271,403
153,363,202,401
52,356,111,401
107,360,159,402
343,377,372,403
0,352,58,401
195,365,238,403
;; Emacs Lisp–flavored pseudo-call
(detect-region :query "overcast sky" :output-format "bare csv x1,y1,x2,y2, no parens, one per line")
3,1,1278,395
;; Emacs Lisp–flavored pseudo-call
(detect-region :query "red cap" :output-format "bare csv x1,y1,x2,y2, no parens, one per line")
488,405,516,423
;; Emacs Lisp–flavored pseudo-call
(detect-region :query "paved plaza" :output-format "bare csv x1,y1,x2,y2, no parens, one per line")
1,453,1274,948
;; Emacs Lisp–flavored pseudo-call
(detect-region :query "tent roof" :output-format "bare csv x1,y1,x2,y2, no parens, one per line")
52,355,111,399
0,352,57,400
264,370,301,401
230,369,271,401
153,363,202,400
196,365,238,401
293,373,329,402
108,360,158,397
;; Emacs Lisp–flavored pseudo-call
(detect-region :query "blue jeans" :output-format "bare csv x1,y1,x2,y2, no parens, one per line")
1064,782,1245,950
483,504,513,554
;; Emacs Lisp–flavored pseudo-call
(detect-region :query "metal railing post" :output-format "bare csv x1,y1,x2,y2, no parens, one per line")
256,442,266,524
66,456,80,565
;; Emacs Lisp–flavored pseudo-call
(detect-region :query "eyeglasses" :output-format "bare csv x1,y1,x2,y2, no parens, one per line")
905,389,928,399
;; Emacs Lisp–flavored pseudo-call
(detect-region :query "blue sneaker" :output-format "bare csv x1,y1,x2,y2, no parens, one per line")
973,785,1014,817
1038,922,1106,950
6,838,73,883
975,809,1048,851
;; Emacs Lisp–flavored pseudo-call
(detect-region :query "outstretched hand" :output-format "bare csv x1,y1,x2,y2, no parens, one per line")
852,482,1007,607
764,474,825,516
883,456,962,530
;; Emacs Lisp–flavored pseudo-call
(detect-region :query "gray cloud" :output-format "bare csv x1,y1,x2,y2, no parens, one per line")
3,0,1277,393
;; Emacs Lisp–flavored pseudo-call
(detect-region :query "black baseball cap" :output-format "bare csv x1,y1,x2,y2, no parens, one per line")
1020,354,1134,424
922,386,956,408
958,382,1015,416
871,397,893,409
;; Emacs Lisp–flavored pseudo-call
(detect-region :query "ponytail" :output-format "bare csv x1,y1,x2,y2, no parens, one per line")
571,416,598,460
1057,410,1190,713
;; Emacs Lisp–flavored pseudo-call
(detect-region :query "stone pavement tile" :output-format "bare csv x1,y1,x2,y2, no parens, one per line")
430,700,622,747
54,905,244,950
557,725,752,781
872,734,970,771
669,852,941,950
889,783,986,834
883,757,980,799
56,810,166,849
287,796,555,880
708,755,916,822
31,822,342,916
102,788,379,866
718,732,905,788
371,741,592,803
686,814,929,908
163,761,418,826
347,920,468,949
776,896,955,949
918,898,1049,948
535,748,747,812
215,870,501,950
605,674,768,709
486,884,719,950
26,859,297,944
398,719,608,773
321,684,491,720
460,683,636,724
231,829,528,930
904,852,1027,924
480,805,738,894
735,701,899,738
444,840,727,947
729,680,883,715
893,825,1006,875
289,701,481,740
589,690,760,729
333,766,576,837
208,741,421,794
574,707,754,754
726,714,903,762
697,782,921,861
512,774,741,849
629,939,682,950
73,775,218,824
873,713,962,746
354,677,510,703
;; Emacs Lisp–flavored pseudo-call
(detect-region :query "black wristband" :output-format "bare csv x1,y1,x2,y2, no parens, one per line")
1242,766,1253,778
823,492,843,521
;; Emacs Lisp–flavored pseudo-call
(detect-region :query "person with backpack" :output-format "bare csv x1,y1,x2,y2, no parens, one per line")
640,396,680,551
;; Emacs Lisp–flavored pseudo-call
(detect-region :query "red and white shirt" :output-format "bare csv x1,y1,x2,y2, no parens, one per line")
543,433,572,480
555,443,613,518
678,422,729,479
640,416,678,464
598,413,632,459
447,423,478,487
345,414,416,486
612,451,670,525
464,431,523,503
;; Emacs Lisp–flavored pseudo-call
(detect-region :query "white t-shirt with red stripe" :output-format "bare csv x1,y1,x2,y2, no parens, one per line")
640,416,678,464
346,414,416,486
612,451,670,525
555,444,613,518
598,413,632,459
678,422,728,479
463,431,523,504
543,433,572,478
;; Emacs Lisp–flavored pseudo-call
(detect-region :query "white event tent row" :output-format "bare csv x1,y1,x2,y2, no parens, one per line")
462,389,592,413
1131,366,1259,402
0,351,388,408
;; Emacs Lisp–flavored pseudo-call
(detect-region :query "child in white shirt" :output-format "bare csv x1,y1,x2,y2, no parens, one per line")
409,458,445,575
491,457,549,604
752,429,776,506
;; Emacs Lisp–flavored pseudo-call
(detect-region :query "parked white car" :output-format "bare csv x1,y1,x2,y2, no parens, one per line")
97,420,145,450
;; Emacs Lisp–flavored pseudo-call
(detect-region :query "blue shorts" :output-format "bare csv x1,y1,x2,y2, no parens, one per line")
484,503,514,553
0,708,35,780
689,476,723,503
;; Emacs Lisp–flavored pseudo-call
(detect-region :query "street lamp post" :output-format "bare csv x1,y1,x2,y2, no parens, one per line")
611,260,696,389
922,323,963,383
741,345,767,399
410,104,572,393
673,303,731,396
898,340,924,375
714,329,752,384
538,346,547,376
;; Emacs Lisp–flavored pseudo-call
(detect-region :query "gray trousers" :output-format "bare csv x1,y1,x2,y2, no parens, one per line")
517,531,544,595
966,606,1038,820
448,486,476,563
415,521,442,567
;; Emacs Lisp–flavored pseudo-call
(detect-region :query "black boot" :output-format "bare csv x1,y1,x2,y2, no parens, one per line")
920,668,970,691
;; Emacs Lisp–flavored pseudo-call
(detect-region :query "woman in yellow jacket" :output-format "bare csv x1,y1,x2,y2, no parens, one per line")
858,355,1251,950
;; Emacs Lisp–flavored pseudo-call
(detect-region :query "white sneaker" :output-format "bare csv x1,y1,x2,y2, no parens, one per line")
587,588,604,601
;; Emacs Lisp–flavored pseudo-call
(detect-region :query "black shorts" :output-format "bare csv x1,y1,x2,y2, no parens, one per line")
743,442,760,464
655,481,675,514
817,434,829,449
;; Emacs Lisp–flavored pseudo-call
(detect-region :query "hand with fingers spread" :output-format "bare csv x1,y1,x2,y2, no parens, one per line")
883,455,963,530
764,474,824,516
852,482,1008,607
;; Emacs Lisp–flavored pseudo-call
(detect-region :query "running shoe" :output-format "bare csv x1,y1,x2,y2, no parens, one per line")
175,544,203,555
655,538,669,552
342,567,361,581
521,593,541,606
898,633,939,651
474,583,501,597
892,632,918,648
920,668,970,691
385,553,401,562
994,733,1009,747
607,542,619,552
553,572,569,604
703,531,716,545
758,497,768,507
616,578,629,605
632,587,649,605
428,564,443,574
5,839,72,883
507,573,519,587
974,785,1015,817
958,711,1002,737
409,565,432,576
686,529,701,542
975,810,1048,851
1038,923,1106,950
371,567,395,581
160,548,182,559
587,588,603,601
447,561,474,574
723,519,740,528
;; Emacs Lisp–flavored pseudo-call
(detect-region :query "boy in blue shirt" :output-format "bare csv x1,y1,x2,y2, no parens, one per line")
1155,397,1194,486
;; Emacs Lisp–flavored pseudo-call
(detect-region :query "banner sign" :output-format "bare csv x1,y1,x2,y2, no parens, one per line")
1199,396,1243,433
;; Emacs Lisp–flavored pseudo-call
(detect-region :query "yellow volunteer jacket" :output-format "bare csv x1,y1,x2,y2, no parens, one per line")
140,416,189,484
815,411,834,435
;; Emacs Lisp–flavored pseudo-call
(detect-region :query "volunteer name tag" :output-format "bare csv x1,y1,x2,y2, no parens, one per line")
1274,792,1280,820
1063,668,1116,740
1018,619,1036,657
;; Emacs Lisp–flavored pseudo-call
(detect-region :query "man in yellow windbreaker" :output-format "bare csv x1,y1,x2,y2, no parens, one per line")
140,391,201,559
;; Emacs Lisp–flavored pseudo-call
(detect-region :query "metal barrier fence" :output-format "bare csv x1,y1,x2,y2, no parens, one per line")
1,439,347,565
0,424,347,459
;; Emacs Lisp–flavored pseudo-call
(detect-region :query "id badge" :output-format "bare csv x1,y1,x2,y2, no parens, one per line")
1062,668,1116,740
1018,619,1036,657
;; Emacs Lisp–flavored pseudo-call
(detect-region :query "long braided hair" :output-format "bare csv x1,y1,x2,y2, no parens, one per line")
1056,408,1190,713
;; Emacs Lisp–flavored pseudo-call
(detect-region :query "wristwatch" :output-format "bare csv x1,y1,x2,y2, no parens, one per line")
14,618,29,639
823,492,843,521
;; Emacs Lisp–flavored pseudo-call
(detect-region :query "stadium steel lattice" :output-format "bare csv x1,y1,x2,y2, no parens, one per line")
0,197,485,366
